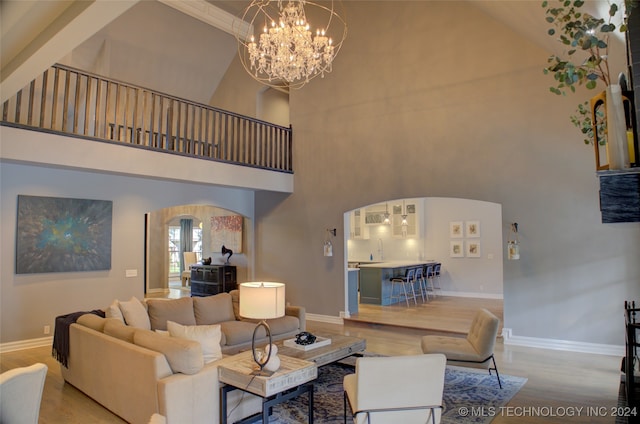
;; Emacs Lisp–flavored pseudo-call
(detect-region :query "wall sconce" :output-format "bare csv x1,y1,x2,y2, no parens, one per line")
507,223,520,260
324,228,336,257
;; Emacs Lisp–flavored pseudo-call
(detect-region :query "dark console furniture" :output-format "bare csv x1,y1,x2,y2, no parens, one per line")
190,265,237,297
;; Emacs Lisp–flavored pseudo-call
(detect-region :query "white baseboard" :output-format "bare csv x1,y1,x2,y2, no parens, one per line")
3,322,620,358
146,288,169,294
441,290,503,300
502,328,624,356
306,313,344,325
0,336,52,354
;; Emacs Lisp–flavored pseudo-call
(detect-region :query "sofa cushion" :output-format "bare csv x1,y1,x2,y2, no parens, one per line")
167,321,223,364
146,298,196,330
105,300,125,323
77,314,106,332
193,293,235,325
104,318,137,343
220,320,265,346
229,289,241,320
118,297,151,330
134,329,203,375
266,316,301,335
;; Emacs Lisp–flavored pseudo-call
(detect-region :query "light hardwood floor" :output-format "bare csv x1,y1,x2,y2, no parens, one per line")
0,294,625,423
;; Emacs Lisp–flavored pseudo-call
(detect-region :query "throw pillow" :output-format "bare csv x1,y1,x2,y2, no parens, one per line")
134,329,203,375
118,296,151,330
192,293,235,325
105,300,125,323
146,297,196,330
167,320,223,364
104,319,137,343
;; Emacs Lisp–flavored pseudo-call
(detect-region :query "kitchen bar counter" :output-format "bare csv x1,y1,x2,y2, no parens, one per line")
358,260,439,305
358,260,436,269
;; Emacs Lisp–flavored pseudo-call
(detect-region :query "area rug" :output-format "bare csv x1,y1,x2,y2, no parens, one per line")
269,363,527,423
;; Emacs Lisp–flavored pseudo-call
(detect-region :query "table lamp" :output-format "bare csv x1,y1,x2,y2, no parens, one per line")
239,282,285,375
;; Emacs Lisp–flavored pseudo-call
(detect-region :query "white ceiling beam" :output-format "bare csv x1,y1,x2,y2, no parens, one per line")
0,0,139,103
158,0,252,41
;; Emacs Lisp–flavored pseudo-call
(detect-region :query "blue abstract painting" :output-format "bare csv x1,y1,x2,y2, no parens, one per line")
16,195,113,274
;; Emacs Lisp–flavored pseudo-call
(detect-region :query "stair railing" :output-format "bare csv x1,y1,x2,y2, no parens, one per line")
1,64,293,173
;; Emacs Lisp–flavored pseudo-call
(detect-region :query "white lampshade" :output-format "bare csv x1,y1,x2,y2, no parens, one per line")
239,282,285,320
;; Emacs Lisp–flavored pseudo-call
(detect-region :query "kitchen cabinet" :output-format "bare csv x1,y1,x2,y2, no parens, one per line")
391,202,419,237
349,209,369,239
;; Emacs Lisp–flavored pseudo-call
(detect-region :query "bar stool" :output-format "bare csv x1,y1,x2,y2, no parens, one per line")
425,265,436,296
414,266,428,302
433,263,442,295
390,268,417,306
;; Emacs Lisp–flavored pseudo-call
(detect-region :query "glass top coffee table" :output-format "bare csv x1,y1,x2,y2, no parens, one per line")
275,333,366,367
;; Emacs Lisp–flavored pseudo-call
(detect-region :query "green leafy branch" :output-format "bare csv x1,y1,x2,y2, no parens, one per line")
542,0,635,144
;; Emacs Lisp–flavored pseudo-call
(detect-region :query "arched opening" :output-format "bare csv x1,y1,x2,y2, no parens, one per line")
145,204,251,296
344,197,503,320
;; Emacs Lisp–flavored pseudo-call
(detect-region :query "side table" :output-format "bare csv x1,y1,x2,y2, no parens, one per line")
219,351,318,424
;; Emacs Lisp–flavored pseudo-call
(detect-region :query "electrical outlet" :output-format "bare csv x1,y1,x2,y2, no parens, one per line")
125,269,138,277
44,325,50,335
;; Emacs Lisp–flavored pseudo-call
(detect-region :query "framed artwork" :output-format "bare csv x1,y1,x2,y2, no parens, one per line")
466,220,480,238
449,221,463,238
467,241,481,258
16,195,113,274
210,215,243,253
450,240,464,257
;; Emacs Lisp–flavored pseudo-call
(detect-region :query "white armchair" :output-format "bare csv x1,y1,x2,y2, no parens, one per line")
0,363,47,424
343,354,446,424
421,308,502,388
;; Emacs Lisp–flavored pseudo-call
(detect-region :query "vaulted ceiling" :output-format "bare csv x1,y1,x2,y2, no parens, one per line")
0,0,627,104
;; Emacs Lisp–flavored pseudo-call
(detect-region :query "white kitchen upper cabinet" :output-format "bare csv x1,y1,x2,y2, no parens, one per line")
392,202,419,238
350,209,369,239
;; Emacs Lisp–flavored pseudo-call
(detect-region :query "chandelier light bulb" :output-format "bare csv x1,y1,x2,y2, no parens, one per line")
236,0,347,90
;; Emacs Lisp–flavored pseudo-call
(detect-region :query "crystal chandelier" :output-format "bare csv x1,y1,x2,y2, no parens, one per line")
236,1,347,90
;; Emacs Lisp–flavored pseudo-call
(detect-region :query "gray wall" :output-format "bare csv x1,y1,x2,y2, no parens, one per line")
2,1,639,349
214,2,640,346
0,161,254,344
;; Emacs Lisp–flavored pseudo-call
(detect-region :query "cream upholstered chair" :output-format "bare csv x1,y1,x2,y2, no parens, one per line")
181,251,198,287
421,308,502,388
0,363,48,424
343,354,446,424
148,413,166,424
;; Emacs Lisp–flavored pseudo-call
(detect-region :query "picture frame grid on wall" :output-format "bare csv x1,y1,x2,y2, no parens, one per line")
450,240,464,257
466,220,480,238
466,240,481,258
449,221,463,238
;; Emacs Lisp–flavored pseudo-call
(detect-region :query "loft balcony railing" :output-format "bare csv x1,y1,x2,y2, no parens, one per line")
1,64,293,173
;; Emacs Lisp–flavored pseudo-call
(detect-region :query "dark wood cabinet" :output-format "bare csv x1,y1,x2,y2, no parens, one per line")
190,265,237,297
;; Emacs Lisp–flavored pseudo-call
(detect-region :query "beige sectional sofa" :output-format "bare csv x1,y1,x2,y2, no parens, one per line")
60,290,306,424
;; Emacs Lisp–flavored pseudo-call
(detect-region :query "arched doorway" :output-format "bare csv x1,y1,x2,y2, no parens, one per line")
344,197,503,317
145,204,252,296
